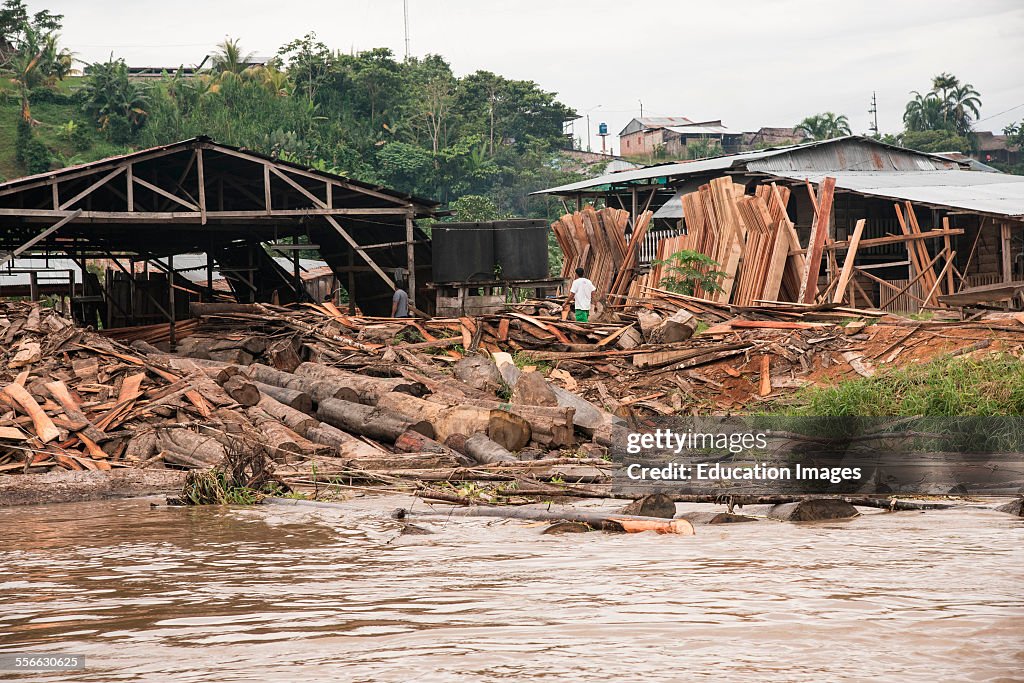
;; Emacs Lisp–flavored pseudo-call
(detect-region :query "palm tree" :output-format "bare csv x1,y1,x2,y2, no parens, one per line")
795,112,851,141
903,91,945,132
211,38,254,75
946,82,981,135
931,72,959,109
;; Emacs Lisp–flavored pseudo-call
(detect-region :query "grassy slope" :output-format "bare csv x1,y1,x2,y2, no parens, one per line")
0,77,124,181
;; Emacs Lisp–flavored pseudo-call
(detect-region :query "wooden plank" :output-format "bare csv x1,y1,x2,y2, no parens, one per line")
832,219,866,304
799,177,835,303
3,383,60,443
759,355,771,396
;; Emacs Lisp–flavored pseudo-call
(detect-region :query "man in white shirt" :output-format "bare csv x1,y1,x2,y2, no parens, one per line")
566,267,597,322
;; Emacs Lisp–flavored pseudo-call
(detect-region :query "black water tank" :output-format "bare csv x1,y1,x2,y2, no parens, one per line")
494,219,549,280
432,222,495,283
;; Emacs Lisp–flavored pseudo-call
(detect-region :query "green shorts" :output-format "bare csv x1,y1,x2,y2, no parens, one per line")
574,309,589,322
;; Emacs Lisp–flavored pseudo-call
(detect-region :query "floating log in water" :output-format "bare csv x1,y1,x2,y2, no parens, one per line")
392,504,696,535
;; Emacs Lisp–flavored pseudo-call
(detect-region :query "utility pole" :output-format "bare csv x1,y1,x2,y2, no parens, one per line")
586,115,592,152
639,99,643,117
403,0,410,60
868,91,879,137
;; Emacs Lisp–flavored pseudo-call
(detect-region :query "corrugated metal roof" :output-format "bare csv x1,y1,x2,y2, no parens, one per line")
534,136,962,196
654,170,1024,220
665,125,733,135
770,170,1024,218
0,258,82,287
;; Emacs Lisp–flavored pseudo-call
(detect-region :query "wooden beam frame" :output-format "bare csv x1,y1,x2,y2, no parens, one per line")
0,209,83,269
132,174,199,211
59,167,125,210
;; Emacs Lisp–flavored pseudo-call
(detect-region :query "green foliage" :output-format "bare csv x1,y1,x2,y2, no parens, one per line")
81,57,149,141
901,129,971,154
790,355,1024,416
795,112,851,141
686,138,722,160
654,249,727,296
1004,120,1024,149
14,115,49,171
449,194,501,221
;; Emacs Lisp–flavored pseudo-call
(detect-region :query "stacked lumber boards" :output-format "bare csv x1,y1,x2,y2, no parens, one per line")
621,179,802,308
551,206,653,300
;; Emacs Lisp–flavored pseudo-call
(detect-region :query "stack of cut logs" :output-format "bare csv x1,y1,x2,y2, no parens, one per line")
0,301,614,478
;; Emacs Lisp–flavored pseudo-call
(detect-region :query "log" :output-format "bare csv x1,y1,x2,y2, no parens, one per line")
493,352,617,439
245,363,359,403
445,432,518,464
255,395,318,436
190,302,267,316
511,371,558,407
158,428,226,466
394,429,473,466
3,382,60,443
250,416,304,462
317,397,433,443
452,355,503,393
648,309,697,344
423,393,575,447
394,505,696,535
267,337,302,372
124,430,158,462
377,392,533,450
295,362,425,404
302,422,387,458
222,375,261,407
251,381,313,413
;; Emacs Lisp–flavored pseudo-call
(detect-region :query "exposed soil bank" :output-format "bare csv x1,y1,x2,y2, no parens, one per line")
0,469,186,506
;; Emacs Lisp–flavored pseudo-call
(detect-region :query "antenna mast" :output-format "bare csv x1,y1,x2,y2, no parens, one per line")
403,0,410,59
868,91,879,137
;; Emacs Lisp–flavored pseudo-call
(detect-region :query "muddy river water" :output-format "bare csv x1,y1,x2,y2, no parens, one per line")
0,496,1021,682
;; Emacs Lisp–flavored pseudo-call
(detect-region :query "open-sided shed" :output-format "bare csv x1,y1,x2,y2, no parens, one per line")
0,136,438,332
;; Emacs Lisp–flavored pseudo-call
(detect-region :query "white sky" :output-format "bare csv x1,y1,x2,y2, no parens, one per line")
47,0,1024,154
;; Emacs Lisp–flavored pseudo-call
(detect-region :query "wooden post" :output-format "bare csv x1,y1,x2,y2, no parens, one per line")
832,218,866,304
126,163,134,211
293,234,302,301
28,271,38,301
347,250,356,314
206,246,214,301
168,254,176,347
1001,222,1012,283
406,212,416,310
197,149,207,225
263,163,271,214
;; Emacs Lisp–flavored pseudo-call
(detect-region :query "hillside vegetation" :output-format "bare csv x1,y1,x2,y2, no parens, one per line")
0,3,591,220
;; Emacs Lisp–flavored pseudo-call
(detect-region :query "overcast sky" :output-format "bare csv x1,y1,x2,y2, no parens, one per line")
47,0,1023,153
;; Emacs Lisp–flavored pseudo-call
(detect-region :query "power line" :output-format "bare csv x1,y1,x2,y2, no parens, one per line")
975,102,1024,124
